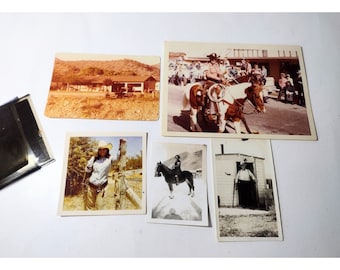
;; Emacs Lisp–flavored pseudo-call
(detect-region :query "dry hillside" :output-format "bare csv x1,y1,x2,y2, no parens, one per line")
51,58,160,83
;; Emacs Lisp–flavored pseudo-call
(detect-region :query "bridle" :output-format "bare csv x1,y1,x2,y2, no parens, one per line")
207,83,261,115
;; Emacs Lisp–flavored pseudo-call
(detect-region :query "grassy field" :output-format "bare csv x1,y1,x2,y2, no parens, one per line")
45,91,159,120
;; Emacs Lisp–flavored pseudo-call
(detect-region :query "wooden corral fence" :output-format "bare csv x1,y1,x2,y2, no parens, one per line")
113,138,142,210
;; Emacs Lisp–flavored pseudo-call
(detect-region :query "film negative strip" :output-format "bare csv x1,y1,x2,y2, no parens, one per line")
0,95,54,189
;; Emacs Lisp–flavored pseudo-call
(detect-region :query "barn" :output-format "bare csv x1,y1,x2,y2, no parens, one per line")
214,148,274,210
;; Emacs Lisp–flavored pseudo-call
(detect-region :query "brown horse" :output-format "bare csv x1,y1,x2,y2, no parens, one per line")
185,76,265,133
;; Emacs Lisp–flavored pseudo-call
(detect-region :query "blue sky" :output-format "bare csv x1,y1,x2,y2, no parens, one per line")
90,136,143,158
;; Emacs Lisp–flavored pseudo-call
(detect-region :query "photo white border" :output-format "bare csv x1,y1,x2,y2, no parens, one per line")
147,141,209,227
211,138,283,241
161,41,317,141
58,131,147,216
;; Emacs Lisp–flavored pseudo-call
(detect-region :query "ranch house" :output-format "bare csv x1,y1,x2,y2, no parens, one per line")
96,75,158,94
214,146,274,210
110,76,159,93
55,75,159,93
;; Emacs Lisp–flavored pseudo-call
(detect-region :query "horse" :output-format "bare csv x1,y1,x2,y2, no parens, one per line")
155,161,194,199
184,75,266,134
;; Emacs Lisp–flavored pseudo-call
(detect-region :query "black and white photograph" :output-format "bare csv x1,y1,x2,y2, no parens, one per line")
162,41,317,140
148,142,208,226
58,132,146,216
212,139,283,241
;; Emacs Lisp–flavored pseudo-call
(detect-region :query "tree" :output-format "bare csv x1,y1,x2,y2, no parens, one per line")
65,137,97,196
126,151,143,170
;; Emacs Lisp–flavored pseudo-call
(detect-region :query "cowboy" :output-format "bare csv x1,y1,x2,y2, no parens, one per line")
172,155,182,185
205,53,225,83
85,140,115,210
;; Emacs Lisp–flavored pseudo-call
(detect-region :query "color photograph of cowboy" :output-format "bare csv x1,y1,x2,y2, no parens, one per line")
162,41,317,140
58,132,146,216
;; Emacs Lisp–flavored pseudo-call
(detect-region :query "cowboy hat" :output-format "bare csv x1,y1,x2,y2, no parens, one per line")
206,53,220,60
240,159,247,166
97,140,113,150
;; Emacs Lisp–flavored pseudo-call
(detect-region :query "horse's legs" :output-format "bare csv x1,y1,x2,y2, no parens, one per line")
185,178,195,197
185,180,192,196
217,103,227,133
234,120,242,134
168,183,174,199
218,118,227,133
189,178,195,197
241,117,253,134
190,108,202,132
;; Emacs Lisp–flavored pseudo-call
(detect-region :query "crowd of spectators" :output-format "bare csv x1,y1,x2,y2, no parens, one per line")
168,55,305,106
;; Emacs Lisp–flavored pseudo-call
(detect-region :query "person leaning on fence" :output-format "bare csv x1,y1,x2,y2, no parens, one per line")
84,140,115,210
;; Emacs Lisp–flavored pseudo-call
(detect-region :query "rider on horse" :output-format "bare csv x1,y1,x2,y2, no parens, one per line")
204,53,232,96
205,53,227,84
172,155,182,185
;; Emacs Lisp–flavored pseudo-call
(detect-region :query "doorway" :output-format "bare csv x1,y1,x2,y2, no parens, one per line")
236,161,258,209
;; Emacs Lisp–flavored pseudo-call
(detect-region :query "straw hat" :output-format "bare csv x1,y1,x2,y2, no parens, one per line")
97,140,113,150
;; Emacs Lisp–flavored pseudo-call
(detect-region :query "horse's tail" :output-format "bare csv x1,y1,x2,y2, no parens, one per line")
182,89,189,109
183,82,204,110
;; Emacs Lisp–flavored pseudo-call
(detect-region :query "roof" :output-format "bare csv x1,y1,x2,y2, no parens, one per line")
90,75,158,84
215,153,265,160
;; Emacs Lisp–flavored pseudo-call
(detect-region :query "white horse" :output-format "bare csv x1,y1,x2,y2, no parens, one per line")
184,80,266,133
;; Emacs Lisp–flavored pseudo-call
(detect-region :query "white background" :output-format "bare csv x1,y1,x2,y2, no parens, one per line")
0,12,339,258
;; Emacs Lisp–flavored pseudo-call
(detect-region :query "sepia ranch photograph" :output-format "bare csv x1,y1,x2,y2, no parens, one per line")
147,142,208,227
162,41,317,140
58,132,146,216
212,139,283,241
45,53,160,120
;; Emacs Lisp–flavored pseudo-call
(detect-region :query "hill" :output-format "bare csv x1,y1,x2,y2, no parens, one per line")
51,58,160,83
163,150,203,172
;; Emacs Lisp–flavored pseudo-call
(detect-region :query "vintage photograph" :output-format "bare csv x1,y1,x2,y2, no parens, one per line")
147,142,208,226
0,95,54,189
58,132,146,216
162,41,317,140
45,53,160,120
212,139,283,241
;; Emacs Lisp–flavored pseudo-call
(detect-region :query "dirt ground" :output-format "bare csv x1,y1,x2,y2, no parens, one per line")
218,207,280,238
45,91,159,120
